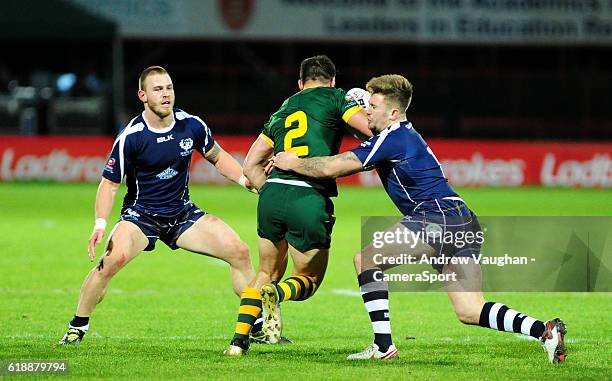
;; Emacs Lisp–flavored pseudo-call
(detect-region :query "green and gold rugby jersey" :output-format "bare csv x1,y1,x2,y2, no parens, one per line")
260,86,362,197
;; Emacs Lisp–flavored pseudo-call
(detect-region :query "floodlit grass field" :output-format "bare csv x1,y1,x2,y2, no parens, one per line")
1,183,610,380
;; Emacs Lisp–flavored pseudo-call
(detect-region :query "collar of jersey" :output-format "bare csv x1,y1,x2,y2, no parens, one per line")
385,120,411,132
142,111,176,134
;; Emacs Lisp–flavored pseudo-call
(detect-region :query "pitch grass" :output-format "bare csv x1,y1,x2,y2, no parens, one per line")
0,183,610,380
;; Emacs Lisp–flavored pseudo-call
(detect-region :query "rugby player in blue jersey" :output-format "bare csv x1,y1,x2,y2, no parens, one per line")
59,66,256,345
274,74,567,364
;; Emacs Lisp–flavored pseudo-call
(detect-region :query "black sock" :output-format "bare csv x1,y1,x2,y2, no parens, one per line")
70,315,90,328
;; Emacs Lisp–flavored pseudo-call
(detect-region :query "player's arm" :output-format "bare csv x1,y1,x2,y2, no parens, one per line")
346,109,373,141
204,142,256,193
243,136,274,190
274,151,363,179
89,177,120,261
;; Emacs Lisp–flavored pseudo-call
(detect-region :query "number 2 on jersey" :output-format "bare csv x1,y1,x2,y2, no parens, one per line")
284,111,309,157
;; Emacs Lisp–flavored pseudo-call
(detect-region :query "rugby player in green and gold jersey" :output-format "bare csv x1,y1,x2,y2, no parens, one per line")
224,55,371,355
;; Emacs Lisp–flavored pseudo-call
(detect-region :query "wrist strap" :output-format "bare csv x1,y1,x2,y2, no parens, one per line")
238,174,248,188
94,218,107,231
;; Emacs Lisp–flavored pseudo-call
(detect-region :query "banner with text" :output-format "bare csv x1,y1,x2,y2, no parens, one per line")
0,135,610,187
71,0,612,45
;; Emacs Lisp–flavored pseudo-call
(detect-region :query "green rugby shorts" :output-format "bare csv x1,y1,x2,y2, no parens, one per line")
257,182,336,252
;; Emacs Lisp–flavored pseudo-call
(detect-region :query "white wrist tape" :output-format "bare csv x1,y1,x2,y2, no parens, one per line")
94,218,107,231
238,175,248,188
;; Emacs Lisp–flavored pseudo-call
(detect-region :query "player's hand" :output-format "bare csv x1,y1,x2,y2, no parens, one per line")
273,152,300,171
263,158,274,176
238,174,259,194
88,229,105,261
244,177,259,194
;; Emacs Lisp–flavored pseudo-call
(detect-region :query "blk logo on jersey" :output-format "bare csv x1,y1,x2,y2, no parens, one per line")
179,138,194,157
157,134,174,143
156,168,179,180
361,141,372,148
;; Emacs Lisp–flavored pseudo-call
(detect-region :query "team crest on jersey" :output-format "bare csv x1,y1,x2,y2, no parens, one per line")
179,138,194,157
156,168,179,180
104,158,115,173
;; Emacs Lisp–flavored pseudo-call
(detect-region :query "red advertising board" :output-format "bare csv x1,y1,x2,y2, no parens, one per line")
1,135,610,187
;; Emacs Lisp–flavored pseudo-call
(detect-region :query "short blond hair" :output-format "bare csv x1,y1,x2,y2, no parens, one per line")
366,74,413,112
139,66,168,91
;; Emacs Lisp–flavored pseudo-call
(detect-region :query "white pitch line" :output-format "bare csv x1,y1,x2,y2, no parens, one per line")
330,288,360,297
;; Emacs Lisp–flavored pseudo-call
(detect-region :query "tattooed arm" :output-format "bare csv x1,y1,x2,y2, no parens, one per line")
274,151,364,179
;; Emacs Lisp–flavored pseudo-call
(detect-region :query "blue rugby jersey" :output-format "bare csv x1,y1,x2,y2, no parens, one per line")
351,120,459,215
102,109,215,217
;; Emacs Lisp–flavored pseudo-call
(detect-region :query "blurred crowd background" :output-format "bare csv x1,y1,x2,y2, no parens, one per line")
1,0,610,141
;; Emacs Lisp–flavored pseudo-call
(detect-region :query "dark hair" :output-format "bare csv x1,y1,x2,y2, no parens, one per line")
139,66,168,90
366,74,413,112
299,55,336,82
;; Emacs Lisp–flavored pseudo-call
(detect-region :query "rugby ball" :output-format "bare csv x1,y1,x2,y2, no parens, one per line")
347,88,371,110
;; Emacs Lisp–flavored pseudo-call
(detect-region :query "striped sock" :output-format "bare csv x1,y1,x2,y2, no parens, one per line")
358,269,392,352
232,287,262,346
275,275,318,302
479,301,545,339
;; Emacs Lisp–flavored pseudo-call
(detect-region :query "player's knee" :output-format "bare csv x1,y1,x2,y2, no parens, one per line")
228,240,251,268
96,250,128,278
236,240,250,259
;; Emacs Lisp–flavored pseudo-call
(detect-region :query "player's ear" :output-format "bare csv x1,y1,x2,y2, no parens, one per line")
330,77,336,87
138,89,147,103
389,107,400,120
298,79,304,90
